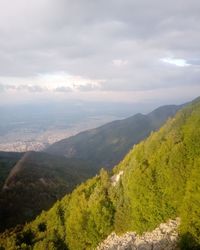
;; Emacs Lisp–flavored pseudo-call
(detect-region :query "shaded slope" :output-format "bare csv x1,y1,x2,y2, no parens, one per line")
46,104,182,169
1,98,199,249
0,151,95,232
0,151,23,190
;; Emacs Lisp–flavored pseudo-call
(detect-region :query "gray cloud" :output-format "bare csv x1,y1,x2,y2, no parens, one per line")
0,84,16,92
187,59,200,66
74,83,102,92
0,0,199,99
55,86,72,92
0,83,46,92
0,84,5,92
18,85,45,92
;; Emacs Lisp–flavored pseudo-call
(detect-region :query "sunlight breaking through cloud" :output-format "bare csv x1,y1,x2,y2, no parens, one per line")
0,72,104,93
161,57,191,67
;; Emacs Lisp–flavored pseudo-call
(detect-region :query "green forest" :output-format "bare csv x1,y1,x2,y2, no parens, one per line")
0,98,200,250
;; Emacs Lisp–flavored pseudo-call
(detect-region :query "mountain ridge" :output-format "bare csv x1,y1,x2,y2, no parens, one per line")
46,104,182,169
0,103,185,234
0,98,199,249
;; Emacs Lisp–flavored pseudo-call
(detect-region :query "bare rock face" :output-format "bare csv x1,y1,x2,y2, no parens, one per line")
97,218,180,250
111,171,124,186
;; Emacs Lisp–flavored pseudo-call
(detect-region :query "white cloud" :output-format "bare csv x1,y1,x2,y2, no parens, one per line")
0,1,199,105
112,59,128,67
0,72,104,93
37,72,104,91
160,57,191,67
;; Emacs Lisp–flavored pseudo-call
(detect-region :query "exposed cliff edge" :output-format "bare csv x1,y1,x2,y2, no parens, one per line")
97,218,180,250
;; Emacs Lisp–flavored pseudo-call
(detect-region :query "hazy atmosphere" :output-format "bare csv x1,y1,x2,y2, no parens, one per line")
0,0,199,106
0,1,200,249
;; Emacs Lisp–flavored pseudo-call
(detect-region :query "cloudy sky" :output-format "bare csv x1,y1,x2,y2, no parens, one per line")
0,0,199,106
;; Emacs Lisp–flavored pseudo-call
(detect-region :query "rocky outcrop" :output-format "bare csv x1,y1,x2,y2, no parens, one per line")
111,171,124,186
97,218,180,250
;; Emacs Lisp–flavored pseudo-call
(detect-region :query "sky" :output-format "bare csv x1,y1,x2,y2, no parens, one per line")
0,0,199,107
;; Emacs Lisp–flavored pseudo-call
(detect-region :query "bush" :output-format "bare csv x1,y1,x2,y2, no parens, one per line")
37,222,47,232
16,229,35,246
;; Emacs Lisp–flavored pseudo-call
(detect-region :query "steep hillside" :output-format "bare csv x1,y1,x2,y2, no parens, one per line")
0,104,181,233
46,105,181,169
0,152,23,189
0,151,95,232
0,98,199,250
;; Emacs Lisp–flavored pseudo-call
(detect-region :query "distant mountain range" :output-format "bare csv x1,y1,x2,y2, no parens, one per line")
0,103,183,232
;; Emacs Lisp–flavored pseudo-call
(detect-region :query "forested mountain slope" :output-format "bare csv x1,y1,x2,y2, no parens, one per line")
1,98,199,250
46,104,182,169
0,104,182,233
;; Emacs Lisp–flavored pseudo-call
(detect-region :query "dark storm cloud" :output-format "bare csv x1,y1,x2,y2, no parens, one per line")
0,0,199,93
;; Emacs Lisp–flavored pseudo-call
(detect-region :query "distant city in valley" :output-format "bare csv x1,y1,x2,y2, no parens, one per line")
0,101,149,152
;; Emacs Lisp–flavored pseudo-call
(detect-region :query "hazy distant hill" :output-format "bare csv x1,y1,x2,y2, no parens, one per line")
46,104,182,169
0,151,95,232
